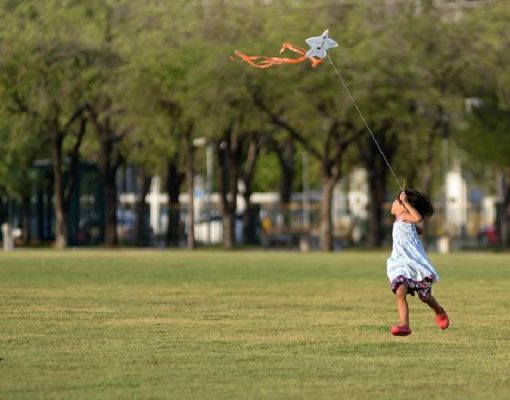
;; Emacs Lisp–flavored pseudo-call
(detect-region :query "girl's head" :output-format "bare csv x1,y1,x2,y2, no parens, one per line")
391,189,434,219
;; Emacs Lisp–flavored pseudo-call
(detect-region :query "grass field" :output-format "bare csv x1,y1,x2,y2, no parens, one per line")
0,250,509,400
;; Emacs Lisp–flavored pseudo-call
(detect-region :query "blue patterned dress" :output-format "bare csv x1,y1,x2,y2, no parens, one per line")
387,219,439,298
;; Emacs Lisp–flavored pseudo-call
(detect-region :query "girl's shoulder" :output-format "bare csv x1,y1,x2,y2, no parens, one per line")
395,216,414,224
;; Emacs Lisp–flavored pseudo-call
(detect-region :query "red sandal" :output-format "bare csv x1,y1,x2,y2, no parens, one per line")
391,325,412,336
435,308,449,330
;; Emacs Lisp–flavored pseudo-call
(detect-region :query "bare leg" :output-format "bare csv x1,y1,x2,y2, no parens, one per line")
395,284,409,326
419,294,443,315
420,293,449,330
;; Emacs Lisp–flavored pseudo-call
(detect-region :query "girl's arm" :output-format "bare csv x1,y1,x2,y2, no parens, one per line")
399,192,423,223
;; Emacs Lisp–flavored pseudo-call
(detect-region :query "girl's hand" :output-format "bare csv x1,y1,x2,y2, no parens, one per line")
397,190,423,223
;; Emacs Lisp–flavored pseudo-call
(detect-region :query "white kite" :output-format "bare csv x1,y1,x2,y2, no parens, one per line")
305,29,338,59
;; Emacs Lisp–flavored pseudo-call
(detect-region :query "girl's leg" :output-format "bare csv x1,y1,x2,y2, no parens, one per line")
395,284,409,326
418,294,443,315
419,293,449,330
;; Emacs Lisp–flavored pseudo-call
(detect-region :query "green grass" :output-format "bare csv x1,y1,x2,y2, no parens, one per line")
0,250,509,400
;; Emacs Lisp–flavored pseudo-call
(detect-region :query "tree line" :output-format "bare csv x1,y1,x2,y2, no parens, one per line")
1,0,509,250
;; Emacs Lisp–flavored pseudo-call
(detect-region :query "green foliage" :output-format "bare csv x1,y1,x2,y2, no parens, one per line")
453,3,510,171
457,101,510,166
252,149,281,192
0,0,111,198
1,0,509,207
0,114,44,198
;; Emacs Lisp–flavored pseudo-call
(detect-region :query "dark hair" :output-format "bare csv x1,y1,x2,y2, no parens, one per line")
401,189,434,219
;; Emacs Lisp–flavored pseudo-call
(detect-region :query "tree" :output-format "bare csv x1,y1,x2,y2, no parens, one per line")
0,1,96,248
122,0,215,249
258,134,297,233
452,3,510,245
397,5,470,194
189,0,274,248
82,0,138,247
0,114,45,244
248,1,408,250
239,131,264,244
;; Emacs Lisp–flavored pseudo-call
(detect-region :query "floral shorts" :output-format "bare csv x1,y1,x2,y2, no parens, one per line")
390,275,433,300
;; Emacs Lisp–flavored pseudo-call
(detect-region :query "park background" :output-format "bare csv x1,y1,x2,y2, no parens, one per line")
1,2,510,399
1,0,509,252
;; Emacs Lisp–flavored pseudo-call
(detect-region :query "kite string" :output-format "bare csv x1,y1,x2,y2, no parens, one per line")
326,53,403,192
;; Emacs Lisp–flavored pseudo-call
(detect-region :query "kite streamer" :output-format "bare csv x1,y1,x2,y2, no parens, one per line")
233,29,403,191
232,43,323,69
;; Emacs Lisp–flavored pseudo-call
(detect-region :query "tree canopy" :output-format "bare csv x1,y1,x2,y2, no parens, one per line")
1,0,509,248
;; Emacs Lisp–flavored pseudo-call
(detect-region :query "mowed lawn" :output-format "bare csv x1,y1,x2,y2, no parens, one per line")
0,250,509,400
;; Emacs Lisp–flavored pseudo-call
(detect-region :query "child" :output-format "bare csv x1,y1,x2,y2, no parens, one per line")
387,189,449,336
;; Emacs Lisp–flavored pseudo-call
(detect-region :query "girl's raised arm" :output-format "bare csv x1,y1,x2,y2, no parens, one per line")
399,192,423,223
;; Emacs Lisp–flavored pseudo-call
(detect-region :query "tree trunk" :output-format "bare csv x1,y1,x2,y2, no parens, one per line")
99,133,120,247
223,211,235,248
319,174,337,251
134,168,152,246
242,192,251,244
51,132,67,249
166,158,184,247
242,194,259,245
221,193,236,249
36,184,44,242
21,192,31,244
218,131,239,249
86,102,126,247
50,111,87,249
227,143,239,249
0,195,4,224
90,113,123,247
275,138,295,230
358,126,397,247
185,129,195,250
367,171,387,247
103,171,118,246
241,135,260,245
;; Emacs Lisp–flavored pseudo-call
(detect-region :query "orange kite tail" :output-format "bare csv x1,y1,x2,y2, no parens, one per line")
232,42,323,69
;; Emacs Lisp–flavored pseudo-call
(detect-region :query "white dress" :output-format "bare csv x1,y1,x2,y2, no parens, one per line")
387,220,439,287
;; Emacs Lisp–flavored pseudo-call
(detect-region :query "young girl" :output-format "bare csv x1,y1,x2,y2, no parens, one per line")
387,189,449,336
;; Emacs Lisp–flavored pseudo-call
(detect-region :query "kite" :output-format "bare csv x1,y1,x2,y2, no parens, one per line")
232,29,337,69
304,29,338,59
232,29,403,190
